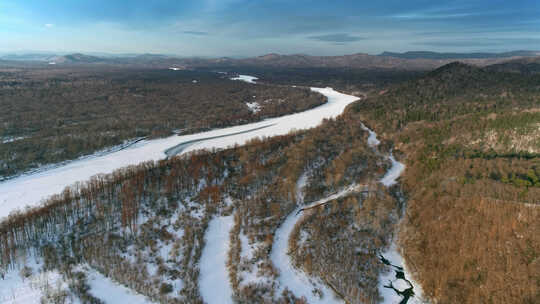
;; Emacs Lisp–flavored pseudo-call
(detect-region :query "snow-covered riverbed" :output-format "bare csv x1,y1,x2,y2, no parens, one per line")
270,175,357,303
199,215,235,304
0,86,358,220
270,122,425,304
361,125,425,304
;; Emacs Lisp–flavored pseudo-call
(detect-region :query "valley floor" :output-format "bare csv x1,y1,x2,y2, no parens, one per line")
0,87,357,220
0,84,426,304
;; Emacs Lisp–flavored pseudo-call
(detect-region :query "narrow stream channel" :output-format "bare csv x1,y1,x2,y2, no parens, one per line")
379,254,415,304
363,124,425,304
270,122,425,304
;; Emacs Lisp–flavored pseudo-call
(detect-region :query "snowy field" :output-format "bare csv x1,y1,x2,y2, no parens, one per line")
0,260,155,304
230,74,258,83
199,215,235,304
0,85,358,220
85,267,155,304
0,257,67,304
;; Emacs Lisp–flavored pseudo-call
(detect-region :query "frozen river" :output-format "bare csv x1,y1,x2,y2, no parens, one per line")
0,85,358,220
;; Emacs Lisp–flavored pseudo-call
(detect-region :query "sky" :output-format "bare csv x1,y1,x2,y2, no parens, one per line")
1,0,539,57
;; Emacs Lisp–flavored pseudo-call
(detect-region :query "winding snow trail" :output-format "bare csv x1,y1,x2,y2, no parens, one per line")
361,126,426,304
271,123,425,304
0,86,358,220
270,174,358,303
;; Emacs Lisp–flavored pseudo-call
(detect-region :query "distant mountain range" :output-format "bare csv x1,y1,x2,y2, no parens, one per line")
1,50,539,71
486,56,540,74
180,51,540,70
378,50,539,60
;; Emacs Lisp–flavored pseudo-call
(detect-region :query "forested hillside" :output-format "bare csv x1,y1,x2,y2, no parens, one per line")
0,68,324,179
0,60,538,304
0,104,407,303
353,61,540,303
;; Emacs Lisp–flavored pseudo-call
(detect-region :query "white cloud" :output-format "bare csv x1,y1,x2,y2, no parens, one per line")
45,23,54,28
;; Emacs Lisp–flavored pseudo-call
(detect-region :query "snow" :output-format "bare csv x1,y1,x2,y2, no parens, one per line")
393,278,412,292
186,197,205,219
360,123,403,187
0,75,430,303
295,172,308,204
238,226,277,287
360,123,404,187
199,215,235,304
0,87,358,221
378,243,426,304
0,259,155,304
360,123,381,146
157,241,175,263
239,231,254,261
359,123,426,303
230,74,258,83
0,257,69,304
1,136,26,144
380,154,405,187
237,229,274,287
86,267,155,304
246,102,261,113
270,175,359,303
240,263,265,287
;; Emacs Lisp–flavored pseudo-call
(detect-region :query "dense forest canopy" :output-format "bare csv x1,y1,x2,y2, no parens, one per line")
0,67,324,179
0,59,538,303
353,61,540,303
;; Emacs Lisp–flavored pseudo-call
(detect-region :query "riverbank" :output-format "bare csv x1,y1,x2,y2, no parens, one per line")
0,85,358,220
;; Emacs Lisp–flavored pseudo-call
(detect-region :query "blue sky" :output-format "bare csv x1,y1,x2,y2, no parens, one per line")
1,0,539,56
